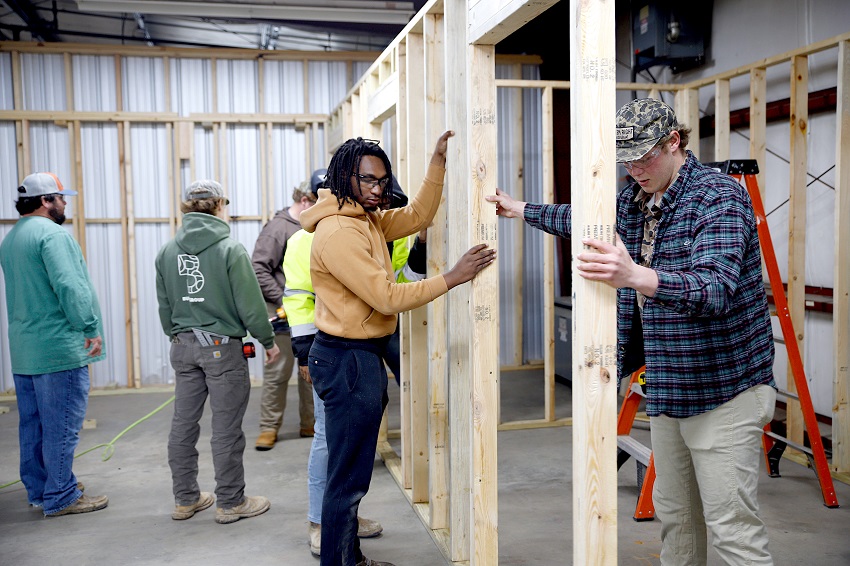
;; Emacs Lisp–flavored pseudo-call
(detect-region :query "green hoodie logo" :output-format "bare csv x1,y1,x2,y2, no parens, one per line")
178,254,205,294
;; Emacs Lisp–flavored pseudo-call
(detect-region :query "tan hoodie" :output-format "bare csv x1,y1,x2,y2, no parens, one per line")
299,163,449,339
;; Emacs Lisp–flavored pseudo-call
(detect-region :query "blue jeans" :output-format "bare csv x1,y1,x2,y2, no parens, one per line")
307,386,327,524
14,367,89,515
384,326,401,386
309,331,389,566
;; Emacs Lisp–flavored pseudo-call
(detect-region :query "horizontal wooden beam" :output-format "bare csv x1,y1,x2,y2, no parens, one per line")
0,40,379,62
468,0,559,45
367,71,399,124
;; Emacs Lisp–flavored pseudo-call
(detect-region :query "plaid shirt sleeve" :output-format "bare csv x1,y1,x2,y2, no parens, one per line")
524,202,572,238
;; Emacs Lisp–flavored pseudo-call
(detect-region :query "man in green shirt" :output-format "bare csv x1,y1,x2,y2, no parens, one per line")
155,179,280,524
0,172,108,517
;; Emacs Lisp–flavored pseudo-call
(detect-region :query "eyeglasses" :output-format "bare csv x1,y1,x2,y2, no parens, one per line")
623,144,664,171
352,172,390,189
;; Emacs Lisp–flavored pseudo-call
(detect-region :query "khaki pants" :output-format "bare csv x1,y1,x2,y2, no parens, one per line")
258,331,314,431
651,384,776,566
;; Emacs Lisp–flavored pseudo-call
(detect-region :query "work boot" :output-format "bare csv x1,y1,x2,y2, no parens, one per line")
77,481,85,493
46,493,108,517
357,516,383,538
215,495,270,524
255,429,278,451
356,557,396,566
300,426,315,438
309,521,321,556
172,492,215,520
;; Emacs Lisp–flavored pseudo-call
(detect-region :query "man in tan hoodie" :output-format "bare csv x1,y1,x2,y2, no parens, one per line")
299,131,495,566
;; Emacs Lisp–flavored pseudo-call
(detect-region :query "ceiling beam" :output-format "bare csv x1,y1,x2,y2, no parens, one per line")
5,0,62,42
75,1,416,25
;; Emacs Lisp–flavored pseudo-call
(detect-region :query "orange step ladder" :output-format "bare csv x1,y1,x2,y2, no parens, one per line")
708,159,838,508
616,159,840,521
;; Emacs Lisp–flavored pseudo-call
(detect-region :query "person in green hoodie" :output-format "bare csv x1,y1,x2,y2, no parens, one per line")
155,179,280,525
0,172,108,518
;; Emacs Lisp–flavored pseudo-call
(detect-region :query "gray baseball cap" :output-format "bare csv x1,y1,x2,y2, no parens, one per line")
184,180,229,204
16,172,78,201
615,99,678,162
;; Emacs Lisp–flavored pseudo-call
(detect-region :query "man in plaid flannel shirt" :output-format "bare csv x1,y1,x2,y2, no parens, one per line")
488,99,777,566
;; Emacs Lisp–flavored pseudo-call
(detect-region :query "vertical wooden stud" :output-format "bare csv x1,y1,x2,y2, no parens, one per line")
675,87,700,159
834,41,850,473
117,120,134,388
749,67,767,197
124,122,142,388
72,121,86,255
714,78,730,161
542,86,555,422
510,64,525,368
424,9,450,531
787,55,808,445
570,0,618,563
444,0,471,560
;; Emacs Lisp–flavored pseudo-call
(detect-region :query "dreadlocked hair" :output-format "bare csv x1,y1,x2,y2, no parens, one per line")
325,137,393,210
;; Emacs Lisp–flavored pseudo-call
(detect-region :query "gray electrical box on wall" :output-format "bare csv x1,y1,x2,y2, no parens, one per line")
632,1,712,74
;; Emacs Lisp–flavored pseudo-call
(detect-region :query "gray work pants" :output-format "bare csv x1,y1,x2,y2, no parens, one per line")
168,332,250,509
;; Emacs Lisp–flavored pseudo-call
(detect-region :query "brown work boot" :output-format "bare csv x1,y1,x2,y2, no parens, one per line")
299,426,315,438
215,495,270,524
308,521,321,556
255,429,278,451
356,557,396,566
172,492,215,520
46,493,108,517
357,516,383,538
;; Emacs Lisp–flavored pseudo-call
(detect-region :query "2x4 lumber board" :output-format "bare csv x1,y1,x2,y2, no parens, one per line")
11,50,24,180
683,31,850,88
468,43,499,566
714,79,730,161
749,68,767,198
177,121,193,160
65,54,75,111
406,31,431,505
444,0,472,560
396,40,413,492
0,41,380,62
72,121,86,255
498,417,572,431
787,55,809,445
114,54,123,112
542,86,556,422
509,64,524,368
569,1,619,564
117,121,133,388
368,72,399,124
167,122,176,235
123,122,143,389
674,88,700,160
260,123,268,224
468,0,560,45
0,111,179,122
835,40,850,473
424,10,450,531
257,57,265,114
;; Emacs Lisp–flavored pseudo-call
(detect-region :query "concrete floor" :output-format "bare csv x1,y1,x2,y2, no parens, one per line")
1,369,849,565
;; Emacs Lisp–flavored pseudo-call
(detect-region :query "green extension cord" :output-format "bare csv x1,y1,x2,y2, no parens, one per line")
0,394,175,490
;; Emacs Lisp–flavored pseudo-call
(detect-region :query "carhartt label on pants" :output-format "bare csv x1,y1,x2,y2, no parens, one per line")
213,351,221,359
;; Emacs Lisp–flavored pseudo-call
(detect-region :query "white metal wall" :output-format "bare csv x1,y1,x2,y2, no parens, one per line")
0,52,368,391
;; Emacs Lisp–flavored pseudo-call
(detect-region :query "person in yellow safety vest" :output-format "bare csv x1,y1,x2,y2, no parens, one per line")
283,175,426,558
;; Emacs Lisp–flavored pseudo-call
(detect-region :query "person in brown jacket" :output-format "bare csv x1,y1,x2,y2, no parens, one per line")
251,175,323,449
299,132,495,566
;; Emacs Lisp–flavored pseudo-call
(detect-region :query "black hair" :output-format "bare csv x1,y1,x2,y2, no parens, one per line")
325,138,393,210
14,194,55,215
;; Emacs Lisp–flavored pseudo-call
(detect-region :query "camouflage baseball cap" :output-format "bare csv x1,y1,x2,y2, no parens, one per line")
615,99,678,162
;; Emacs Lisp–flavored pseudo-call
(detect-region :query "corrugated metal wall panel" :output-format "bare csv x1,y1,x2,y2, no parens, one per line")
352,61,371,88
495,64,523,365
170,58,213,116
521,65,544,363
226,125,261,216
308,61,348,114
217,60,258,113
130,124,171,218
122,56,166,113
21,53,66,110
135,224,173,385
271,125,307,211
314,124,326,165
72,55,117,112
85,224,128,387
191,126,217,185
28,123,72,219
0,53,13,109
0,124,18,215
80,124,121,218
265,60,305,113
